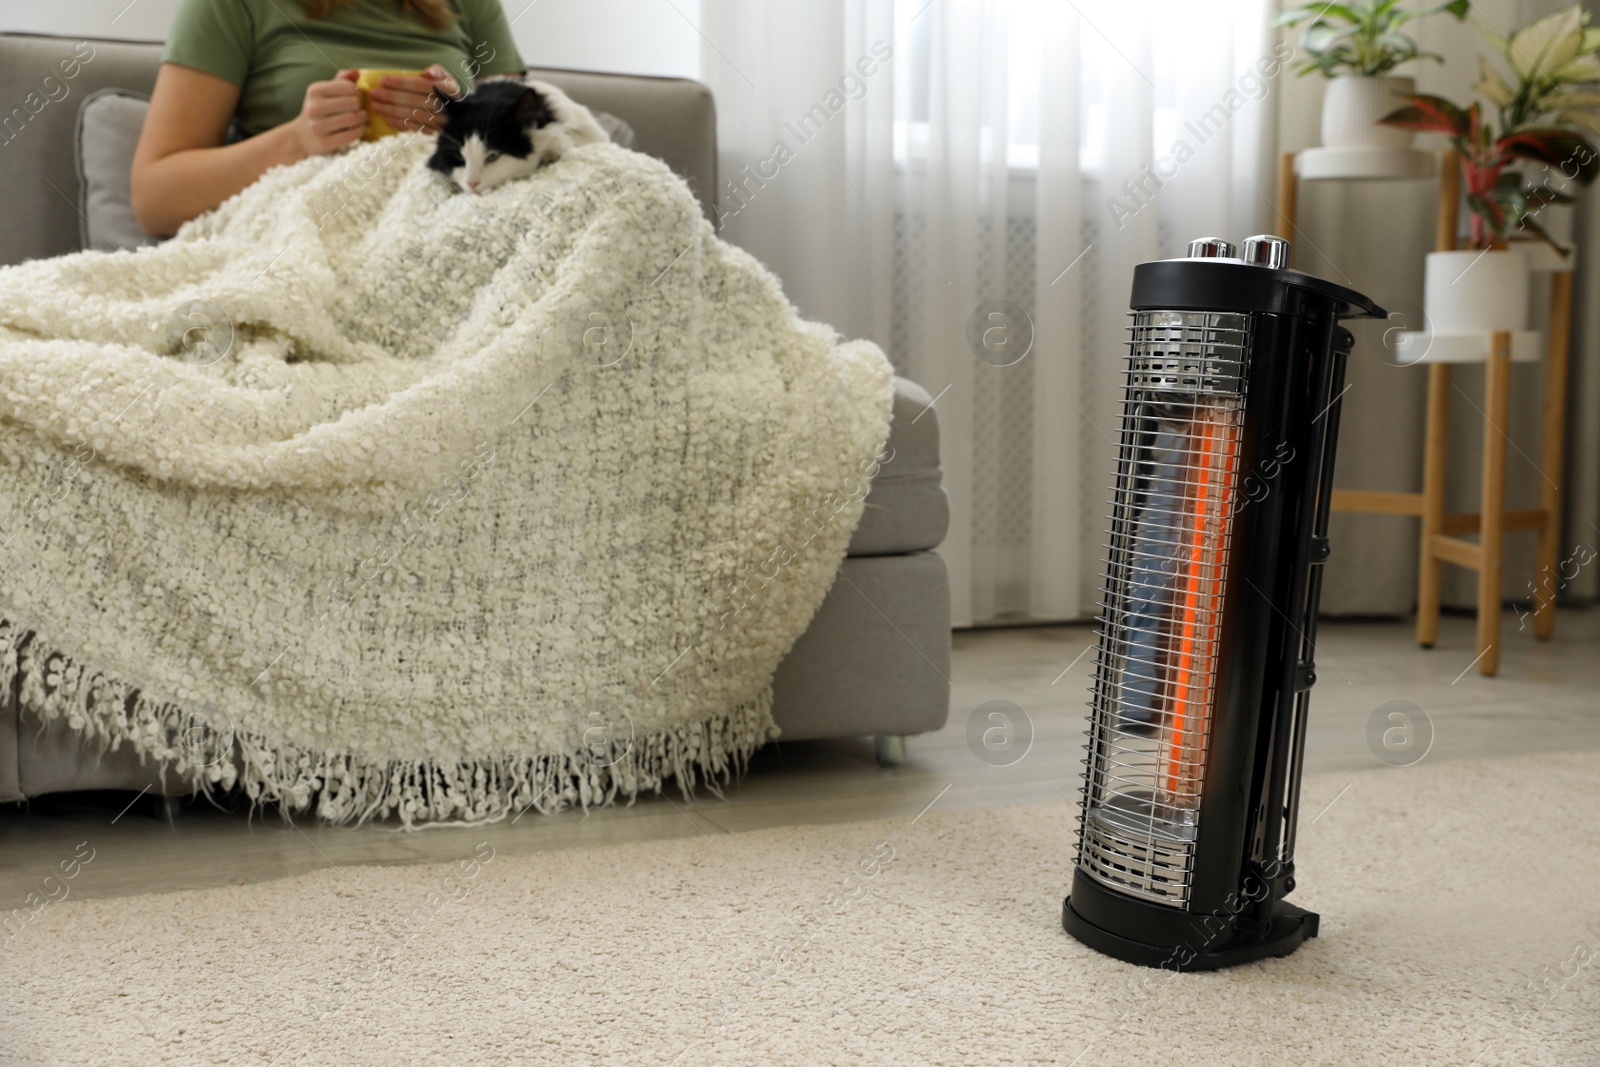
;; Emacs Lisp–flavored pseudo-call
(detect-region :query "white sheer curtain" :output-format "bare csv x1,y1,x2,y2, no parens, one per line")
701,0,1276,626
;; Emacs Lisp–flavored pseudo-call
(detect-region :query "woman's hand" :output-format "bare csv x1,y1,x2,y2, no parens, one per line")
367,64,460,134
294,70,367,156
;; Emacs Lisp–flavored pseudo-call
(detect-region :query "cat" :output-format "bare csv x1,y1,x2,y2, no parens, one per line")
426,77,609,195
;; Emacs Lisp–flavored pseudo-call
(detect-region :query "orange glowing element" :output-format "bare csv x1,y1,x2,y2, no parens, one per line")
1164,406,1241,800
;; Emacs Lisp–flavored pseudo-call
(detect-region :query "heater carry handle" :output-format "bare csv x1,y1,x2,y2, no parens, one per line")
1130,260,1385,321
1256,321,1356,883
1278,326,1355,871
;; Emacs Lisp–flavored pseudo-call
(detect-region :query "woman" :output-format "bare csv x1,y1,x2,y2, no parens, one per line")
131,0,525,237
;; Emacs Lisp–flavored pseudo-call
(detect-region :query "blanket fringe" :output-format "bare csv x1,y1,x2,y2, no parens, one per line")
0,615,772,829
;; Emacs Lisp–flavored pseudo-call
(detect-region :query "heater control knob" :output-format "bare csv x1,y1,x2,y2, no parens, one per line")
1241,234,1292,270
1187,237,1237,259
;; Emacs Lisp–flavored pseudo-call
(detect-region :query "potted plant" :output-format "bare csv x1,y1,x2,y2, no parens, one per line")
1380,5,1600,334
1277,1,1471,149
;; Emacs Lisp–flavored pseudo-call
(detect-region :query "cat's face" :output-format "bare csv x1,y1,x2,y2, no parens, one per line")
432,131,537,194
427,81,554,195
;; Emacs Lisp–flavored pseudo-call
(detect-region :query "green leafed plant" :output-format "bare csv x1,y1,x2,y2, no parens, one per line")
1380,5,1600,251
1275,1,1471,78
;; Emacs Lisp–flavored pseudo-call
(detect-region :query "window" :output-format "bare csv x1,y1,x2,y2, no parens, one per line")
891,0,1270,176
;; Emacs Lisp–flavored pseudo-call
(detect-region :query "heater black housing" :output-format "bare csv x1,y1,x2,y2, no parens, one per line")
1062,237,1383,971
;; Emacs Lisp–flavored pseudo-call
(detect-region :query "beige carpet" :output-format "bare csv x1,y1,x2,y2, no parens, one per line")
3,752,1596,1066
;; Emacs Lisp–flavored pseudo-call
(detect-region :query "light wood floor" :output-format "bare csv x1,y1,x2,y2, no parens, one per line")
3,610,1596,903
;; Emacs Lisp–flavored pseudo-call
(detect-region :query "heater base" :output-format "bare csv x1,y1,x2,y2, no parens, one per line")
1062,896,1319,972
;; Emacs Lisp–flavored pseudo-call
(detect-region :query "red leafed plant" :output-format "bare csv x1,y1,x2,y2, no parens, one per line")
1380,5,1600,252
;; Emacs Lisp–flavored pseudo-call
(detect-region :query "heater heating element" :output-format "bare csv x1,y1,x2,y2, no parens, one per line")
1064,236,1382,970
1082,379,1244,908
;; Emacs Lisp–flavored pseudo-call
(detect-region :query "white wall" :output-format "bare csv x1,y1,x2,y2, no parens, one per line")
503,0,701,79
0,0,701,78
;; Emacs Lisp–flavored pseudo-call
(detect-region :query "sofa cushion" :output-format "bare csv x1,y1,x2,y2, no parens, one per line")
76,88,162,253
848,377,949,556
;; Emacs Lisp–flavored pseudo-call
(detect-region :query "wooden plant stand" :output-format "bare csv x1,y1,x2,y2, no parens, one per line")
1273,148,1575,677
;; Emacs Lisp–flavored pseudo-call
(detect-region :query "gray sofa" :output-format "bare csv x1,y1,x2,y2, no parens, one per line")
0,32,951,803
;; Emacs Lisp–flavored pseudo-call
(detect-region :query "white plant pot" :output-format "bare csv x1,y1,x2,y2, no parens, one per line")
1424,249,1530,334
1321,75,1416,149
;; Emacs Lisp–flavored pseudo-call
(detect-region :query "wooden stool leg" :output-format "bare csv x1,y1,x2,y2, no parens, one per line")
1274,152,1298,247
1533,272,1574,640
1477,332,1512,676
1419,149,1460,649
1417,362,1450,647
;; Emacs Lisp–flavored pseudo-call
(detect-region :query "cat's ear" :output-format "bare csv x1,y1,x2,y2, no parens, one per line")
517,87,556,129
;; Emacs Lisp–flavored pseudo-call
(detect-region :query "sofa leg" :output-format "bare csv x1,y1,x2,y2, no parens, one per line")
873,734,908,768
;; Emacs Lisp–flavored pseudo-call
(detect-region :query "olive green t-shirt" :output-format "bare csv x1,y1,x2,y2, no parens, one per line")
162,0,526,137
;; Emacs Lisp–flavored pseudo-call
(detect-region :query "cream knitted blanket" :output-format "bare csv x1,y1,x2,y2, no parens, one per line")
0,137,893,826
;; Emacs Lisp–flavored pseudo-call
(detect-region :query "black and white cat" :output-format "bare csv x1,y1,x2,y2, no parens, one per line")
427,77,609,194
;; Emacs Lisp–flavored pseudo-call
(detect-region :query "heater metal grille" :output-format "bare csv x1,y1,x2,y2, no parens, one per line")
1075,310,1250,909
1126,311,1250,396
1080,812,1197,906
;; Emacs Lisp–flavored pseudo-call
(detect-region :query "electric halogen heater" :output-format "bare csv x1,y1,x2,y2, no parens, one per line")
1062,235,1383,971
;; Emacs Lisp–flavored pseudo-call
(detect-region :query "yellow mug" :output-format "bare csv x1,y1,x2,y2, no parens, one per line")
354,68,425,141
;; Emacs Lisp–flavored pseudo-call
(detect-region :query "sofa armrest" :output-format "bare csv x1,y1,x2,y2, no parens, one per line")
0,34,162,266
848,377,950,557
